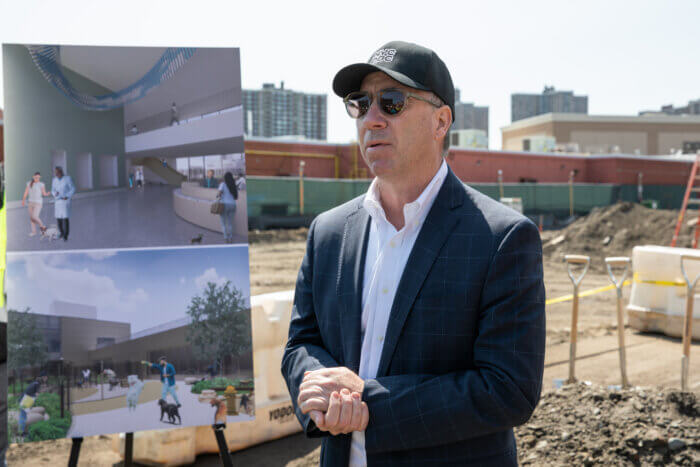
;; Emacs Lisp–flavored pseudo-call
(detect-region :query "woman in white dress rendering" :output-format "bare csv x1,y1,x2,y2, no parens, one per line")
51,166,76,242
217,172,238,243
21,172,50,236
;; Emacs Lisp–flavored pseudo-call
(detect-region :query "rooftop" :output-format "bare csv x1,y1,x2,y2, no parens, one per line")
502,112,700,131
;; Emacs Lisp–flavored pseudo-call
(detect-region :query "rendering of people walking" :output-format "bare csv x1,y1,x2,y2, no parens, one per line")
218,172,238,243
21,172,49,236
170,102,180,126
51,166,75,241
135,169,144,188
18,378,41,437
143,356,181,407
203,170,217,188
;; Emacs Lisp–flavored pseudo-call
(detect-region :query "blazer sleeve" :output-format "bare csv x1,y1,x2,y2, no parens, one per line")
362,218,546,453
281,217,342,438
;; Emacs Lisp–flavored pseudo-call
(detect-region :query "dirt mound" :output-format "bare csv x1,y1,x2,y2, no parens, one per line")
517,383,699,466
542,203,696,269
249,227,309,244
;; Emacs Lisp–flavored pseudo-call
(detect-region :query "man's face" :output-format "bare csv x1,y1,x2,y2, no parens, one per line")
356,72,441,182
160,359,166,366
54,169,61,178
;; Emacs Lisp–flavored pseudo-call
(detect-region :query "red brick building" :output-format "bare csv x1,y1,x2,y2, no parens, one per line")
242,138,692,186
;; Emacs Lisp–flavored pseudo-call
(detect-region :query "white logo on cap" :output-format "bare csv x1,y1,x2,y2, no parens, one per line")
370,48,397,64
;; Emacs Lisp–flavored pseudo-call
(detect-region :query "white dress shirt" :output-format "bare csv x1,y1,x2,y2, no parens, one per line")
349,160,448,467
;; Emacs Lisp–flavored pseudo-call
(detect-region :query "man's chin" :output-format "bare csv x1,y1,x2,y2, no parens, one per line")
369,161,397,178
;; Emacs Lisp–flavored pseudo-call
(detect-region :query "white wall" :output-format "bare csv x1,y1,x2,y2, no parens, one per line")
123,48,241,128
75,152,93,190
125,108,243,154
99,155,119,188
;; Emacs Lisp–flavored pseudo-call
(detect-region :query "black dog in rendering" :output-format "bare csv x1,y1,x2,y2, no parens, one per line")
158,398,182,424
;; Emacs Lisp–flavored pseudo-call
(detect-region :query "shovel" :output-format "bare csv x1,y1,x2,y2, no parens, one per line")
564,254,590,383
605,257,631,388
679,254,700,391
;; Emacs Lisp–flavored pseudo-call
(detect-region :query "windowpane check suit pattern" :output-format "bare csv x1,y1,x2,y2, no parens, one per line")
281,167,546,466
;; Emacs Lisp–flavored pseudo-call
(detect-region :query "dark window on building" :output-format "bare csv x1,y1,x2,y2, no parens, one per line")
683,141,700,153
523,139,531,151
96,337,116,349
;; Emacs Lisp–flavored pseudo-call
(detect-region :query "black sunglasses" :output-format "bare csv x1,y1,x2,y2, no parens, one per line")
343,88,441,119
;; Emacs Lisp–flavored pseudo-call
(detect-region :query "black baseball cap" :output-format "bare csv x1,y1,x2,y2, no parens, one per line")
332,41,455,121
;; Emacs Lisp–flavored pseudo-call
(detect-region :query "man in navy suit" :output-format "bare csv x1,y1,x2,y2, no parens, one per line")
282,41,545,466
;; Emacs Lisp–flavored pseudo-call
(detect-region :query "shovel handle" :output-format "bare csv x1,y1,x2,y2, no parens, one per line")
564,254,590,287
605,257,631,289
605,257,631,267
680,254,700,289
564,255,590,265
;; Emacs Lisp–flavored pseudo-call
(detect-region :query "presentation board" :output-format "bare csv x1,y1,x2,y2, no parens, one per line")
2,44,254,443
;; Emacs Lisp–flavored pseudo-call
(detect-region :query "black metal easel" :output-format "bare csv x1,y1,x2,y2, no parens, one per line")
68,437,82,467
68,432,133,467
124,432,134,466
213,424,233,467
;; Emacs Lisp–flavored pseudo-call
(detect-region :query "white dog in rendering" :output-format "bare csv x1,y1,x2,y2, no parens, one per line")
40,225,60,241
126,375,145,412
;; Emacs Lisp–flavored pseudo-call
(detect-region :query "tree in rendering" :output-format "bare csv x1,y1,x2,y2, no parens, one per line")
186,281,251,376
8,308,49,390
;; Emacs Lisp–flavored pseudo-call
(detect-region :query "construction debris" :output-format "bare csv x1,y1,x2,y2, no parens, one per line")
516,382,699,466
542,203,695,269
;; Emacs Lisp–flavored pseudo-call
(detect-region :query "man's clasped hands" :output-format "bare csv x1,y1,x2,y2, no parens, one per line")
297,367,369,435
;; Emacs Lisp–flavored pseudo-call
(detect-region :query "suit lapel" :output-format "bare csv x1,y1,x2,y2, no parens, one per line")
376,168,465,377
336,200,371,373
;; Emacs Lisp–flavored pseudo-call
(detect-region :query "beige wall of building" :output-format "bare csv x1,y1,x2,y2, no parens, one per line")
501,113,700,155
61,316,131,366
658,132,700,154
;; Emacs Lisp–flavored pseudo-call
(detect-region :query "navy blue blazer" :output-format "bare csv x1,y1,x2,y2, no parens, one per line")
282,167,546,466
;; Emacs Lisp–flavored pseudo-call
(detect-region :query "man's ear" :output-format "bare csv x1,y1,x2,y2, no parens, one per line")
434,106,452,142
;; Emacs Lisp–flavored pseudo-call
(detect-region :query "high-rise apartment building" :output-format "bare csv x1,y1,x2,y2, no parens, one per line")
452,88,489,139
640,98,700,116
511,86,587,122
243,82,327,140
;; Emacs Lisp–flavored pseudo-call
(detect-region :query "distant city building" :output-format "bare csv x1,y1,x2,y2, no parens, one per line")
452,89,489,141
511,86,588,122
522,135,556,153
242,82,327,140
640,98,700,116
501,113,700,155
450,129,488,149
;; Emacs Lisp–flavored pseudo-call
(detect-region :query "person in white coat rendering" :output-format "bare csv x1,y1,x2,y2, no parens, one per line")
51,166,75,241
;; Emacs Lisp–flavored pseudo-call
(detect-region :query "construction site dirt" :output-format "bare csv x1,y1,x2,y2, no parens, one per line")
7,205,699,466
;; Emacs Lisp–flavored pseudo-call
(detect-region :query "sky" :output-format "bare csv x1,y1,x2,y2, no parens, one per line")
1,0,699,149
5,245,251,333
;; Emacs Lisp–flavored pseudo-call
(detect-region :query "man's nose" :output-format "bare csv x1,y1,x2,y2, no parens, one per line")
360,97,388,130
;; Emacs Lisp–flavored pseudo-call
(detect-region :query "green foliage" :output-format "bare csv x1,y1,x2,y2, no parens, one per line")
35,392,62,420
7,308,48,373
7,394,20,411
8,393,72,442
191,377,238,394
186,281,252,373
27,417,71,442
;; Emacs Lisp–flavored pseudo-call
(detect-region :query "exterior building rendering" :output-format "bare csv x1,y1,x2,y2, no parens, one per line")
243,82,327,140
501,112,700,155
511,86,588,122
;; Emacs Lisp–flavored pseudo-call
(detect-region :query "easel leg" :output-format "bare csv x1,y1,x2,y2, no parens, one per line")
213,424,233,467
125,432,134,467
68,437,83,467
